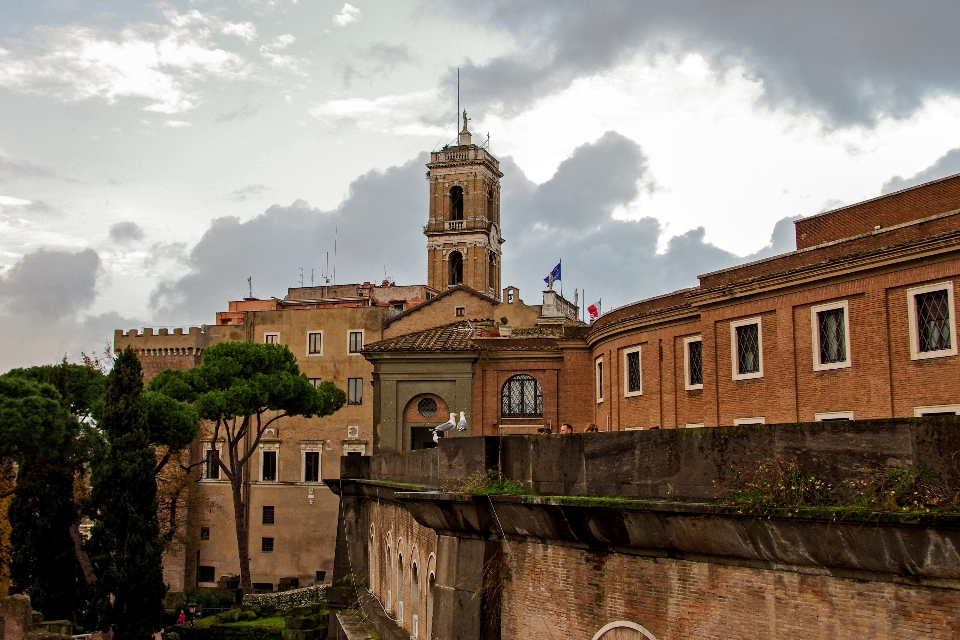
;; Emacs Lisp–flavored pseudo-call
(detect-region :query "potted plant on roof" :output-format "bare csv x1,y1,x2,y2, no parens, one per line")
498,316,512,338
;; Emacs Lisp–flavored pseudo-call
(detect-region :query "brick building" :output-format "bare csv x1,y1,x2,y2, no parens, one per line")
363,172,960,453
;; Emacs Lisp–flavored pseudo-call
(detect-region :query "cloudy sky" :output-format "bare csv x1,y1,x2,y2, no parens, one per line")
1,1,960,370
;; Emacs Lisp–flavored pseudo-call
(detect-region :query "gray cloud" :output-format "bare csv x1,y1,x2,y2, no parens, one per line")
151,132,799,325
108,220,144,243
342,43,417,86
0,248,140,371
216,103,259,123
882,148,960,195
231,184,269,201
150,156,431,323
0,155,62,183
442,2,960,126
498,132,798,310
0,247,99,319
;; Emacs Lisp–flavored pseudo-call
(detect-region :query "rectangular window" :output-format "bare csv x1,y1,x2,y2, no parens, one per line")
264,333,279,344
596,357,604,403
200,527,210,540
304,451,320,483
348,331,364,354
733,417,765,426
307,331,323,355
262,505,275,525
815,411,854,421
811,301,851,370
204,447,220,480
348,378,363,405
623,347,641,397
309,378,323,388
455,307,465,317
730,317,763,380
315,570,326,582
914,404,960,416
684,336,703,390
198,566,216,583
907,282,956,359
261,450,277,482
261,537,274,552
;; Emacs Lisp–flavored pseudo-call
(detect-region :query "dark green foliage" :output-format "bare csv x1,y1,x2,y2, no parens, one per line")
86,348,166,640
148,341,345,422
8,466,84,621
7,360,108,422
0,371,92,621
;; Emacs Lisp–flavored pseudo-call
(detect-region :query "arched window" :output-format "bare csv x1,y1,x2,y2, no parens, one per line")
397,553,405,624
449,186,464,220
411,562,420,638
487,188,494,219
592,621,660,640
488,253,496,290
426,572,435,640
385,545,392,612
369,526,377,594
501,374,543,418
449,251,463,286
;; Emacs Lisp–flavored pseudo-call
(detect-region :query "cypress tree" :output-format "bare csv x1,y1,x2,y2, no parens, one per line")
8,466,84,621
86,348,165,639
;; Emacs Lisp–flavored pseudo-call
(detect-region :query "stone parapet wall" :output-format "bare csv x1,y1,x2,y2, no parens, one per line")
343,417,960,500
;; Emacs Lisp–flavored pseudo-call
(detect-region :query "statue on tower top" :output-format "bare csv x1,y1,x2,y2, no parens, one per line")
458,110,472,146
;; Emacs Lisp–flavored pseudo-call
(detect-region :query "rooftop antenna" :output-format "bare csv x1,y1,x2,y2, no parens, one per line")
457,67,459,142
247,276,253,298
333,219,338,287
298,267,304,287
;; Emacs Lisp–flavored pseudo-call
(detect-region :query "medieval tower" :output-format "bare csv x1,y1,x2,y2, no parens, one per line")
425,111,504,299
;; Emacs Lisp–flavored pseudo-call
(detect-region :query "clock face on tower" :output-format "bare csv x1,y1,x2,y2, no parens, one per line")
424,114,504,300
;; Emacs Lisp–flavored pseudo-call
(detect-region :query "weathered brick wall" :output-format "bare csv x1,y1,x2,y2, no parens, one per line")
365,500,438,639
590,255,960,428
795,174,960,250
500,540,960,640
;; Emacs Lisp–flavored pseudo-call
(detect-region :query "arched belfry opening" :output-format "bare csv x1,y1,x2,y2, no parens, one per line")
450,186,464,221
487,188,495,219
449,251,463,286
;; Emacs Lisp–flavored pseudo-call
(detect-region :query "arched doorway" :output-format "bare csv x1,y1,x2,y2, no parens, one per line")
592,621,660,640
448,251,463,286
404,394,451,450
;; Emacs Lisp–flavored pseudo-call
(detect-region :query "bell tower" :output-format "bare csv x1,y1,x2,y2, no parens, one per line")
425,111,504,299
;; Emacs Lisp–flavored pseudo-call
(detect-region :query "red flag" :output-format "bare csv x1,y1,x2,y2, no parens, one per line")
587,301,600,320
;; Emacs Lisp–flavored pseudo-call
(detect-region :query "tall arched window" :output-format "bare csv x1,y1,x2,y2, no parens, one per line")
449,186,464,220
411,562,420,638
488,253,496,290
486,188,494,219
449,251,463,286
385,545,392,612
426,572,435,640
397,553,405,624
501,374,543,418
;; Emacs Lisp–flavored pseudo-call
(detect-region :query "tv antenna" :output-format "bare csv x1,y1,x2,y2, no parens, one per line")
247,276,253,298
298,267,304,287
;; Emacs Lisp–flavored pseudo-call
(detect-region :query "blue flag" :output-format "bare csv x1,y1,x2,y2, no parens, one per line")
543,262,561,285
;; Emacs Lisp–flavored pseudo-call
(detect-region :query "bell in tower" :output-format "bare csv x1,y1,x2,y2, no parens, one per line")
424,111,504,299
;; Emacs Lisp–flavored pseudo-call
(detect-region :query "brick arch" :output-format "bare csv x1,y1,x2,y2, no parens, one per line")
592,621,659,640
403,394,452,449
